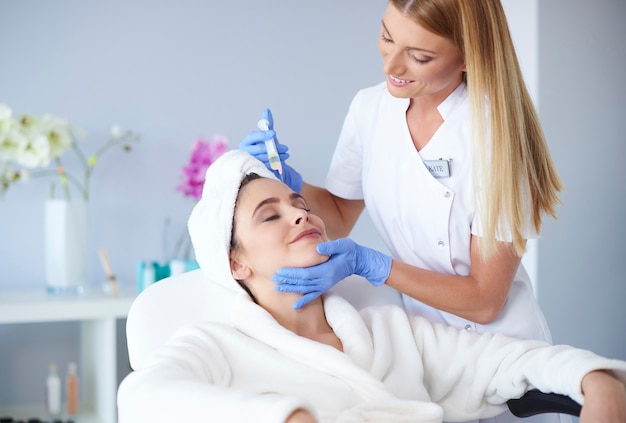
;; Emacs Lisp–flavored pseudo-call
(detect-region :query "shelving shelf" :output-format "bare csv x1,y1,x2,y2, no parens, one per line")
0,289,136,423
2,403,102,423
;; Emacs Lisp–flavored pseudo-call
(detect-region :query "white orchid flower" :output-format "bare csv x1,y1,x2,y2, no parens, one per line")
0,126,29,163
0,104,12,120
17,113,42,131
110,124,123,139
17,131,52,168
0,105,14,140
39,114,72,159
0,104,140,200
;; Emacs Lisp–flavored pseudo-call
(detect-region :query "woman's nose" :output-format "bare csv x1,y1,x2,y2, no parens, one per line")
382,48,405,76
293,208,309,225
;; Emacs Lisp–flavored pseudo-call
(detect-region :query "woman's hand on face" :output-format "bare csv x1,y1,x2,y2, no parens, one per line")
580,370,626,422
285,409,317,423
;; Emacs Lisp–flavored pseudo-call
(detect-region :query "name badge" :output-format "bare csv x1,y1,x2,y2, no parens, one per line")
424,159,451,178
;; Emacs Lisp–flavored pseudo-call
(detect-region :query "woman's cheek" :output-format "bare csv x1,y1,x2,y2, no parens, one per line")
316,250,331,265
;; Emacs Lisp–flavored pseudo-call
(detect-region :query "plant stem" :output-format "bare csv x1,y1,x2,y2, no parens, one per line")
64,172,88,200
53,158,71,200
93,138,119,158
70,142,90,201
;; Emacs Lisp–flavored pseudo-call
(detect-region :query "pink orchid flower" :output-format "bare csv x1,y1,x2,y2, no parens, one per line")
177,135,229,201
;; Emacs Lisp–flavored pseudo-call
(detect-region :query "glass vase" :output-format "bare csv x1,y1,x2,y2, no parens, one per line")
44,199,88,295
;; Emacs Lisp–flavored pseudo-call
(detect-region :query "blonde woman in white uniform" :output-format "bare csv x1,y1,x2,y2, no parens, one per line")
241,2,563,422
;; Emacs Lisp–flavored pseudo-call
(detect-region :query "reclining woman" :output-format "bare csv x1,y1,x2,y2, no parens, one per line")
117,150,626,423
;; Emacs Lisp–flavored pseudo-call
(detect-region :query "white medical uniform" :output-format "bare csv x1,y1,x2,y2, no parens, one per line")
326,82,566,422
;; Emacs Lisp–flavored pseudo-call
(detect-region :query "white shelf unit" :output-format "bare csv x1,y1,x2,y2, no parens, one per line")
0,290,135,423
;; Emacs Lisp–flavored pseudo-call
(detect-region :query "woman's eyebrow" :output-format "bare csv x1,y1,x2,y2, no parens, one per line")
251,193,307,217
252,197,279,217
290,193,306,203
382,20,391,36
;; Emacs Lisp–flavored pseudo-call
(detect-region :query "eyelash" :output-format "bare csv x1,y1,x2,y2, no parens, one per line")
410,54,431,64
381,33,432,65
263,207,311,222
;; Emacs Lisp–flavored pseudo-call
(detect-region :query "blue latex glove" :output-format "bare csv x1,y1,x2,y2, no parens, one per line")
238,108,303,193
273,238,392,309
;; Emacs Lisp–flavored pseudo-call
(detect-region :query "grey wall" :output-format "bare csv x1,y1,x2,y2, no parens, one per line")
0,0,624,409
537,0,626,359
0,0,386,408
0,0,386,292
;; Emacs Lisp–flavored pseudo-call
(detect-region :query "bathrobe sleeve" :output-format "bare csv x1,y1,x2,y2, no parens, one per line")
117,323,313,423
400,308,626,421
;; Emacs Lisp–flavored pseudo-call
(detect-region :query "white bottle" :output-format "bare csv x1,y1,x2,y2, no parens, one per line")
169,259,186,277
46,362,62,416
142,260,155,290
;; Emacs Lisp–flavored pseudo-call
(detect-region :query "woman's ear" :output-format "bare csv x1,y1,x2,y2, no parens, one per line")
230,256,251,280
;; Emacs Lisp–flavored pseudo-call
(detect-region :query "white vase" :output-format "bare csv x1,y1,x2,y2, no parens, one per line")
45,199,88,295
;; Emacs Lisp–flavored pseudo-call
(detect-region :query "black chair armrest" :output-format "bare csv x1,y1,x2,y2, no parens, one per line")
507,389,582,417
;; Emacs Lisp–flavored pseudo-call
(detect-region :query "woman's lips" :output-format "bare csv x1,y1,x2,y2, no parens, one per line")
388,74,413,87
291,228,321,243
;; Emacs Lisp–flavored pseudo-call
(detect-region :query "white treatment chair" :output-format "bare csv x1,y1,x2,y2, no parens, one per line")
125,270,403,370
124,269,581,418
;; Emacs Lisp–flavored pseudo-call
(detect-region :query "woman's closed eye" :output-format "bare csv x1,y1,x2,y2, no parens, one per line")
292,195,311,213
380,25,394,44
262,213,280,222
294,200,311,213
409,51,433,64
380,30,432,64
260,206,310,223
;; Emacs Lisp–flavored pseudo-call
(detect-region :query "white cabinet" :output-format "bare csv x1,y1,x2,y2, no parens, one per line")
0,290,135,423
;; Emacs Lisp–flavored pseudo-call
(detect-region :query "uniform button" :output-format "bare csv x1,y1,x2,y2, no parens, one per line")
444,191,451,198
464,324,472,331
437,241,445,247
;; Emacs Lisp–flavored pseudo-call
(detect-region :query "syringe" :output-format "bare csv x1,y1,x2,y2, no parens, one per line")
257,118,284,181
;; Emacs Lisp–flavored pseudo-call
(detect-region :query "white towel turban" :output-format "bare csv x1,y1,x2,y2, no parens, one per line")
187,150,277,293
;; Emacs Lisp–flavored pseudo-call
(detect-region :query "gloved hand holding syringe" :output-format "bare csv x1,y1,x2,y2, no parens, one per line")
239,108,303,192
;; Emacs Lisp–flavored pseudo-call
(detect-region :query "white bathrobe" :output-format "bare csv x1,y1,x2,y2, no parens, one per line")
117,292,626,423
119,151,626,422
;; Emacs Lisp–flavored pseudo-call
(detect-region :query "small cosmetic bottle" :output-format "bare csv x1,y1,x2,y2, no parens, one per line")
66,362,79,416
45,362,61,416
169,259,186,277
137,260,156,293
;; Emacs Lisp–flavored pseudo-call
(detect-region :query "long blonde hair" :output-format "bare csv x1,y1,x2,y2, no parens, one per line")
390,0,563,258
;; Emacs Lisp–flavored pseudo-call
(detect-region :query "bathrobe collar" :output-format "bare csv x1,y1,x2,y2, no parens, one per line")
232,293,396,401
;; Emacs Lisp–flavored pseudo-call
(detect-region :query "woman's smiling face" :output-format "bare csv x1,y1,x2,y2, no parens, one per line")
229,177,329,281
378,3,465,101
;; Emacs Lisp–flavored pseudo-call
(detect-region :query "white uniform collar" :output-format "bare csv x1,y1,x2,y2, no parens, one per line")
436,82,467,120
384,82,467,120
